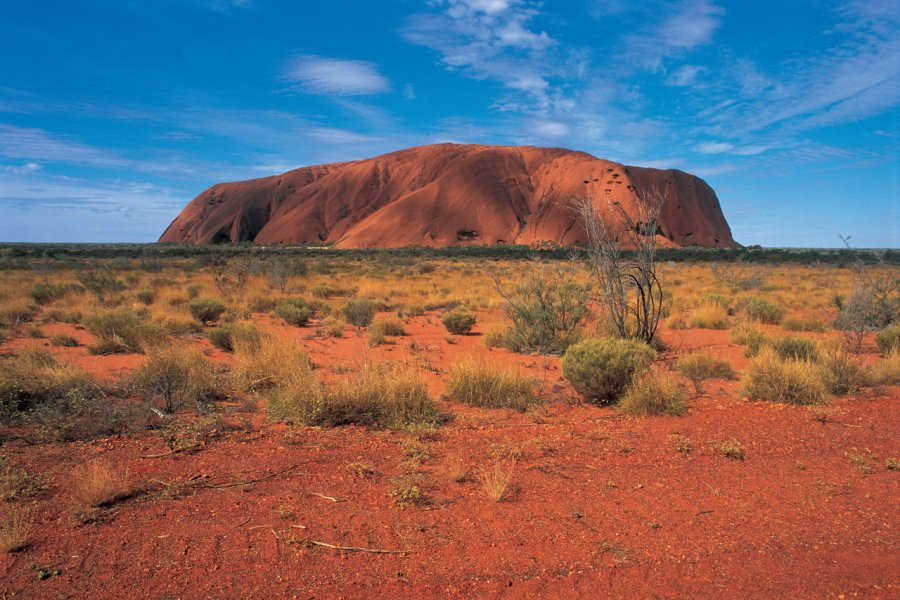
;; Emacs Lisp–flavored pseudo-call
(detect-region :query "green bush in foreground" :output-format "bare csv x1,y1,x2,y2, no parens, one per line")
343,298,376,328
674,353,737,395
441,310,476,335
770,336,819,362
562,338,656,404
738,296,785,324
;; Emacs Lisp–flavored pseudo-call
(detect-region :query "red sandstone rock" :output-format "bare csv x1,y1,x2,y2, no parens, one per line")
159,143,738,248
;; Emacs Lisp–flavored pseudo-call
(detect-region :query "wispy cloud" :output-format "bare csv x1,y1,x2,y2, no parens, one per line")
284,55,390,96
623,0,725,70
402,0,556,106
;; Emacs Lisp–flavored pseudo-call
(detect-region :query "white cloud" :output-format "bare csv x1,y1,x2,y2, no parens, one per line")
402,0,555,106
668,64,706,87
695,141,768,156
531,120,569,138
2,162,42,174
623,0,725,70
285,55,390,96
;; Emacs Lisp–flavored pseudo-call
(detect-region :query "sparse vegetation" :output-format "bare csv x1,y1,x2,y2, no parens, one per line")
770,336,819,361
0,504,34,553
343,298,376,328
737,296,785,324
273,297,312,327
129,344,220,413
70,461,132,508
187,298,227,324
481,459,515,502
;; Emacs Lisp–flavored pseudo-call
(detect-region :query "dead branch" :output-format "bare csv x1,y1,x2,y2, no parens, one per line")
309,540,414,554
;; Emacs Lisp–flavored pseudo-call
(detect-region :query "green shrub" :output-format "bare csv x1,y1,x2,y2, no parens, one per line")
310,284,335,298
135,290,156,305
268,362,442,429
619,371,686,416
129,345,220,413
442,311,476,335
771,336,819,361
187,298,226,325
875,325,900,354
737,296,785,324
343,298,376,328
498,263,589,354
29,282,71,305
273,297,312,327
445,357,535,411
562,338,656,404
742,348,827,405
674,353,737,395
84,309,165,354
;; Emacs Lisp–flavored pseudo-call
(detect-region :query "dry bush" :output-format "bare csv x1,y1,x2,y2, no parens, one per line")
232,333,309,393
0,456,45,502
268,361,442,429
875,325,900,354
873,349,900,385
619,370,686,416
480,322,508,348
443,454,470,483
742,348,827,405
368,316,406,346
0,504,34,553
782,316,828,332
445,356,535,411
343,298,376,328
129,344,220,413
70,461,132,508
481,459,515,502
0,297,36,328
817,340,871,395
688,302,730,329
187,298,226,324
675,353,737,395
0,348,99,419
273,297,312,327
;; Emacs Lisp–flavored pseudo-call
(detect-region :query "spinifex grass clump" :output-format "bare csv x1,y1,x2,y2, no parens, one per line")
674,353,737,395
187,298,226,325
83,309,166,354
737,296,785,325
619,370,686,416
206,322,261,352
742,348,826,405
770,336,819,361
0,348,99,420
445,356,535,411
343,298,376,328
562,338,656,404
268,361,442,429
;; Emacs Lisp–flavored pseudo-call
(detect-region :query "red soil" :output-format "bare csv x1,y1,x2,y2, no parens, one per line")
1,319,897,598
159,144,738,249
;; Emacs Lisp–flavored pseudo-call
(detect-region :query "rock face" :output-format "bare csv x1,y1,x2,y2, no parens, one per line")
159,144,738,248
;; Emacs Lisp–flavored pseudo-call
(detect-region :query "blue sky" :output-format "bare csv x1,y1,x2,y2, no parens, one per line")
0,0,897,247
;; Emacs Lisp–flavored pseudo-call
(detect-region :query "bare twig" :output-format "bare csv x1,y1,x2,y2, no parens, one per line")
309,540,414,554
140,444,201,459
310,492,341,502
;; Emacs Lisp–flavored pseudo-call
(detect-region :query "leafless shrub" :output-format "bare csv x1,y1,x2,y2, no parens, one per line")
573,186,667,344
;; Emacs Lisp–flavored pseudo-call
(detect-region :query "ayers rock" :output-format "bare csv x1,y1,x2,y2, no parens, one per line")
160,144,738,248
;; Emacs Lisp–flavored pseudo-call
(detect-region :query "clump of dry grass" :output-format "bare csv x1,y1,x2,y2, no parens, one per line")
742,348,827,405
0,348,99,419
619,370,687,416
0,504,34,553
481,459,515,502
873,349,900,385
688,302,729,329
129,344,220,413
268,361,443,429
232,333,309,392
731,322,767,357
443,454,470,483
445,356,535,411
674,353,737,395
817,339,871,395
70,461,132,508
